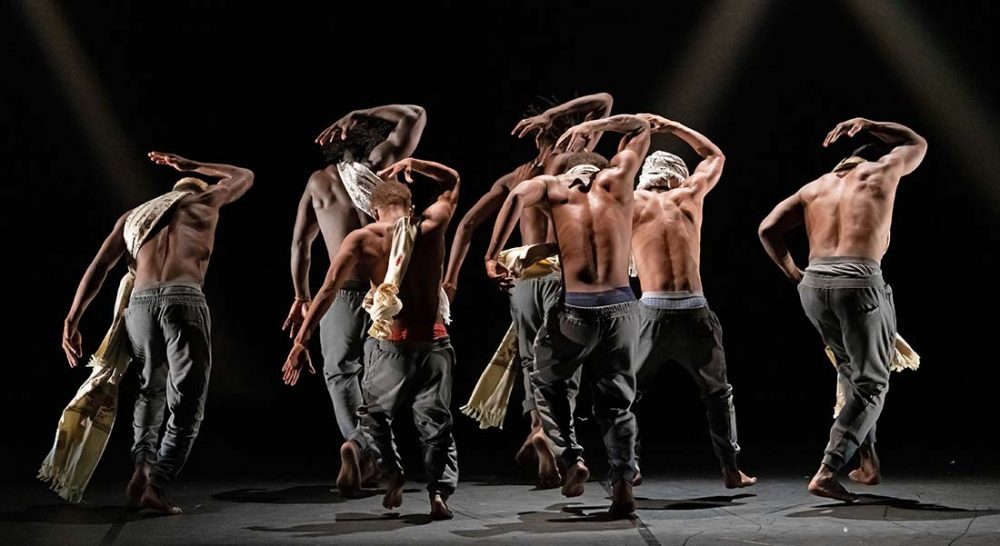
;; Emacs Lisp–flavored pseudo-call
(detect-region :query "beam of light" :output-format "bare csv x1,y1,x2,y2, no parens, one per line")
18,0,151,205
846,0,1000,213
649,0,773,129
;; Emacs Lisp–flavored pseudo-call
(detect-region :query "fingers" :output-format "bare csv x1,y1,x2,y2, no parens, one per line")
847,121,864,137
403,167,414,184
305,352,316,375
512,119,527,136
62,344,77,367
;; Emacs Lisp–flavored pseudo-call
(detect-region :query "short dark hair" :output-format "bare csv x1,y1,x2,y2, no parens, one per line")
847,143,892,163
561,151,610,171
321,115,395,164
370,179,412,210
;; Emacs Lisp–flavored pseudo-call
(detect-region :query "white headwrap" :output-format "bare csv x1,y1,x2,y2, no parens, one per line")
565,163,601,189
337,161,382,218
638,151,689,190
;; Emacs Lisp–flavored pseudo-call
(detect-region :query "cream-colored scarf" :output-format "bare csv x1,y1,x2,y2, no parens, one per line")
38,190,190,503
461,243,560,429
826,333,920,418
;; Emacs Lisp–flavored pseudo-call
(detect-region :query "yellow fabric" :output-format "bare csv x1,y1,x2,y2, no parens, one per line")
825,333,920,418
39,191,189,503
461,243,560,429
365,217,418,339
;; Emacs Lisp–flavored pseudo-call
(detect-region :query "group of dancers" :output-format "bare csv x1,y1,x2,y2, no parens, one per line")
52,93,927,520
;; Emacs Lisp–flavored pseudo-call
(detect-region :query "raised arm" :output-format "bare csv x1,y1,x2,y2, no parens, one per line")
148,151,254,206
758,191,806,283
62,212,129,367
378,158,460,233
316,104,427,170
483,177,550,290
642,114,725,195
513,92,614,148
282,230,366,386
282,180,320,338
823,118,927,177
557,114,651,185
443,170,522,301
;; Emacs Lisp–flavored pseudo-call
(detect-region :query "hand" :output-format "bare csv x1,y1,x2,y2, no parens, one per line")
315,111,362,146
823,118,871,147
442,282,457,304
789,267,804,284
554,124,594,153
378,158,416,183
637,113,672,132
62,322,82,368
512,114,552,149
148,151,199,172
485,259,514,293
281,341,316,386
281,299,310,339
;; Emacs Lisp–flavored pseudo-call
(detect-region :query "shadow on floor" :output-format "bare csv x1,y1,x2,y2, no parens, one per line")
787,494,1000,521
632,493,756,511
450,502,640,538
0,504,174,525
247,511,432,538
213,485,420,504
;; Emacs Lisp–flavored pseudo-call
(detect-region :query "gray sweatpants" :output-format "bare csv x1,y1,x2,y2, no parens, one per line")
319,281,371,439
634,302,741,469
510,273,579,417
349,337,459,497
531,302,639,483
125,283,211,488
798,257,896,471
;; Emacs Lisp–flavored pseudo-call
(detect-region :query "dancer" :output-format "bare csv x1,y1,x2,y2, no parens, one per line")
59,152,253,514
485,114,651,517
758,118,926,501
444,93,612,486
284,105,425,455
630,114,756,488
283,158,460,520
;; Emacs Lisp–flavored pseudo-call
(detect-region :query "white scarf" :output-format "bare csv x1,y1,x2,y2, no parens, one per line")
337,161,382,217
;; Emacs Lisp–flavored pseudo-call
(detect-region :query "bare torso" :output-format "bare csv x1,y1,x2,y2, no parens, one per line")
511,161,554,246
801,163,898,262
133,194,221,290
309,166,371,282
631,187,704,292
544,171,634,293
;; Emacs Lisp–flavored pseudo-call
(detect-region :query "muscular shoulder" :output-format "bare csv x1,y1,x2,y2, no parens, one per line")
307,168,339,192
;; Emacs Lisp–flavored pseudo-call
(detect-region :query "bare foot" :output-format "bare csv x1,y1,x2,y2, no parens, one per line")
848,446,881,485
429,492,453,520
337,441,362,497
531,428,560,488
723,466,758,488
139,484,182,515
808,465,857,502
126,463,150,506
561,460,590,498
632,470,642,487
515,431,538,466
361,457,383,488
382,472,405,510
609,480,636,518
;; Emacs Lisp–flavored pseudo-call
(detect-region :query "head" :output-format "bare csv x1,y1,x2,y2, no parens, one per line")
560,151,609,172
173,176,208,193
832,143,892,175
321,115,395,165
638,151,689,191
369,179,412,221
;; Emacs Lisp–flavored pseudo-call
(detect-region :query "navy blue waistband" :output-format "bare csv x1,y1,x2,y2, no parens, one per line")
565,287,635,307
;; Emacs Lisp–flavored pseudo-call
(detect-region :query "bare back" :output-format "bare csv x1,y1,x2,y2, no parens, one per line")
545,171,634,293
133,194,222,289
308,167,371,281
800,163,899,262
632,187,704,292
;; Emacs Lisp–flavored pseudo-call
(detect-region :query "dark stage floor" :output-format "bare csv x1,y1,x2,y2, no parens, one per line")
4,473,999,545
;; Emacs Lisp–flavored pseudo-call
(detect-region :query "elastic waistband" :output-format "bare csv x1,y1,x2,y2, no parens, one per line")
513,271,561,284
130,283,206,305
341,279,369,292
809,256,881,268
640,302,713,321
372,336,453,353
640,291,708,310
563,300,638,320
801,271,885,289
565,287,635,307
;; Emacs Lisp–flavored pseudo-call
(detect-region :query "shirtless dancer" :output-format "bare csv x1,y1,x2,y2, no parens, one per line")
443,93,612,486
62,152,253,513
283,158,460,520
630,114,756,488
283,105,425,464
486,114,651,517
758,118,926,501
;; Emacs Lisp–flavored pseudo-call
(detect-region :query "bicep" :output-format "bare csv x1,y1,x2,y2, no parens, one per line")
687,156,725,195
292,188,319,242
205,170,254,207
877,142,927,177
369,111,427,169
95,214,129,268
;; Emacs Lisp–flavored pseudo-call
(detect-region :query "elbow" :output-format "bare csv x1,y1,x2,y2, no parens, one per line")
406,105,426,122
757,220,774,241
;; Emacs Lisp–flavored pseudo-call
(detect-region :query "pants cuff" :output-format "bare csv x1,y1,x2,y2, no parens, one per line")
822,452,845,471
133,450,156,466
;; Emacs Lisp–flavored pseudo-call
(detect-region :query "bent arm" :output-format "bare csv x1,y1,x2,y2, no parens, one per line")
293,231,365,345
365,104,427,169
867,120,928,177
65,212,129,329
290,184,320,301
484,177,549,263
758,192,806,282
444,174,514,290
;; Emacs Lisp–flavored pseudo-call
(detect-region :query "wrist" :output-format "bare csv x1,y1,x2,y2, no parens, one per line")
294,296,311,303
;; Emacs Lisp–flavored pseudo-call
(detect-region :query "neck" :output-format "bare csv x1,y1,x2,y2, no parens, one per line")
378,207,409,223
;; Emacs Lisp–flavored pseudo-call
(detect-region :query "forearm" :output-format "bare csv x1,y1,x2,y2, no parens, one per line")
187,161,252,181
667,122,723,159
65,264,110,327
485,197,524,262
866,120,924,146
581,114,647,135
360,104,424,124
545,92,612,121
290,244,312,301
445,225,474,288
409,159,459,190
758,228,800,280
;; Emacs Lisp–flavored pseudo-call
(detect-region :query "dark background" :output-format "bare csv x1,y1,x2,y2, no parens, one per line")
2,1,998,491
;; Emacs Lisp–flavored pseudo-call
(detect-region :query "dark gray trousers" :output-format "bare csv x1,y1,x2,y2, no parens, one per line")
634,303,740,468
125,284,211,488
531,301,639,483
798,257,895,470
349,337,459,497
319,282,371,439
